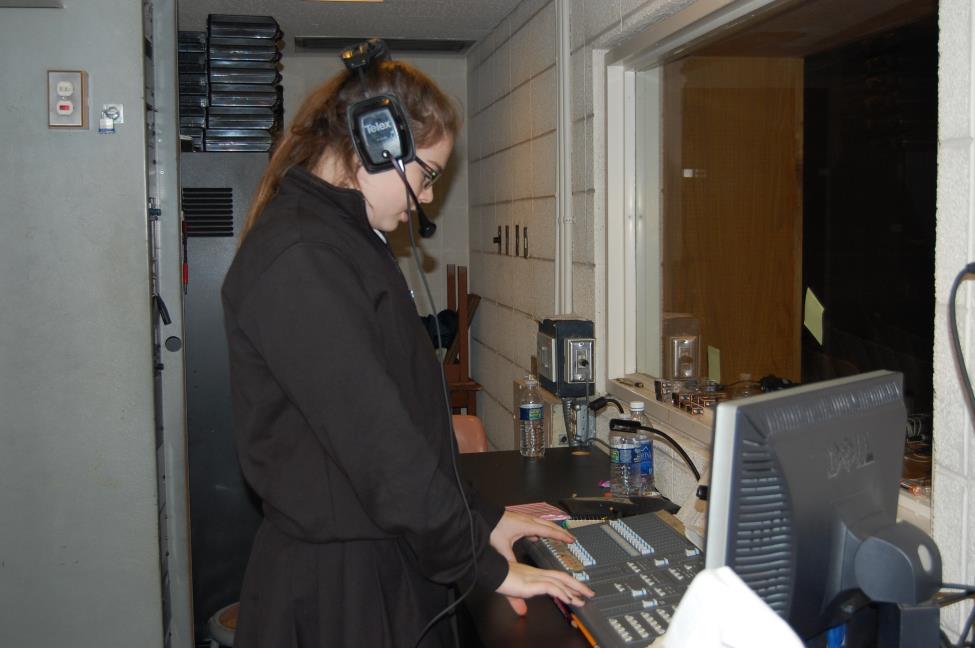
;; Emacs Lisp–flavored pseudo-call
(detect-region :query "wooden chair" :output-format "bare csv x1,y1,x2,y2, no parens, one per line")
452,414,488,453
443,264,482,415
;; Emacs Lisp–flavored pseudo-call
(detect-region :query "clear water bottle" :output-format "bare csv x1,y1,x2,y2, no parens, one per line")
610,427,640,496
630,401,655,494
519,376,546,458
731,373,761,399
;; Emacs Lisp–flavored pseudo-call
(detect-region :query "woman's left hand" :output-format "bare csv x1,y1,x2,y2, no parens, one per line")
489,511,578,616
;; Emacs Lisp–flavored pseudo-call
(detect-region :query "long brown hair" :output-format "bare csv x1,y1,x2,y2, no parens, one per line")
240,60,461,243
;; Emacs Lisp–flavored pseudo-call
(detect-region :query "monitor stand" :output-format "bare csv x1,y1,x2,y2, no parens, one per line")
805,601,940,648
876,601,941,648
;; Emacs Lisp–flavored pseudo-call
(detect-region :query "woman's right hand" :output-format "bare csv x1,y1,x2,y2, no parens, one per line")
496,561,595,613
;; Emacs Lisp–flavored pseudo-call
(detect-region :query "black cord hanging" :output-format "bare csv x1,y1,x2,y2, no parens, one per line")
948,263,975,426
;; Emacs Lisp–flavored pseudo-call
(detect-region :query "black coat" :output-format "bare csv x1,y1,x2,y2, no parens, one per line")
222,166,508,648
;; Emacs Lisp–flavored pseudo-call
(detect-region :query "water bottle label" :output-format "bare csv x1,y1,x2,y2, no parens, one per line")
640,442,653,476
611,446,637,464
519,403,544,421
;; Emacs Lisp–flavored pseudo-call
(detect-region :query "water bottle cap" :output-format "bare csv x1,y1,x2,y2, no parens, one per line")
629,401,645,412
524,375,538,387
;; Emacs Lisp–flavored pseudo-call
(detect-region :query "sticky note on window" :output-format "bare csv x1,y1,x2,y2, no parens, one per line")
804,287,825,345
707,345,721,384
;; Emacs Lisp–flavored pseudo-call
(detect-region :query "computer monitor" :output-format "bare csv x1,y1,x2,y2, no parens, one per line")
705,371,941,642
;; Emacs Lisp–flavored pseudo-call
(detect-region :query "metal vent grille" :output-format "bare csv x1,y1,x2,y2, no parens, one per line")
732,438,793,615
294,36,473,52
182,187,234,237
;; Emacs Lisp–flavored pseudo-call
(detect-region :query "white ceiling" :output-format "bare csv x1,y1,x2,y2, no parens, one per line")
178,0,522,46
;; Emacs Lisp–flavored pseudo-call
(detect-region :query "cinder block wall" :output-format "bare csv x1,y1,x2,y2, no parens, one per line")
467,0,560,450
934,0,975,638
466,0,692,455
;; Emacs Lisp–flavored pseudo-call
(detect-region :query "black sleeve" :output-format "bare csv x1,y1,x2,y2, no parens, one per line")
236,243,508,591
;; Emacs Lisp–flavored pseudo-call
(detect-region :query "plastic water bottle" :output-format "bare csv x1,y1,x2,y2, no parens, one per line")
730,373,762,399
519,376,546,458
630,401,655,494
610,426,640,496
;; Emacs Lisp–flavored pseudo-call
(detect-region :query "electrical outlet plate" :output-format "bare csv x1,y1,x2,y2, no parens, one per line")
48,70,88,128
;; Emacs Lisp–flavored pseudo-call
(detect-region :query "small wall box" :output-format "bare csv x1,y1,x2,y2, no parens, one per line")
537,317,595,397
48,70,88,129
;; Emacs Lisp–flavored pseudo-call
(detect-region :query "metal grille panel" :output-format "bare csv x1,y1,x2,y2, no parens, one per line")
182,187,233,237
732,440,793,614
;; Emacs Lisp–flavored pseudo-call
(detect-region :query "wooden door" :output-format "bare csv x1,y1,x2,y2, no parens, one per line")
662,56,803,383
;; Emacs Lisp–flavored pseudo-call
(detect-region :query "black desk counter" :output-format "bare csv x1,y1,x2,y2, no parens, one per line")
460,446,609,505
457,447,610,648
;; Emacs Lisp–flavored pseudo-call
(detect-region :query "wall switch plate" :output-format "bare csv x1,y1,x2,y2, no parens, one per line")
567,338,594,383
48,70,88,128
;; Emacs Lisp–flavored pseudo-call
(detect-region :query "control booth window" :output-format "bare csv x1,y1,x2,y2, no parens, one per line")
612,0,936,427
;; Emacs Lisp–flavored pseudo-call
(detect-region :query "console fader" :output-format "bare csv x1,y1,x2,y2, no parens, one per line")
527,512,703,647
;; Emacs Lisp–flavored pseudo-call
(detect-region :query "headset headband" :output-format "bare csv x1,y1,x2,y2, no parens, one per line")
340,38,390,78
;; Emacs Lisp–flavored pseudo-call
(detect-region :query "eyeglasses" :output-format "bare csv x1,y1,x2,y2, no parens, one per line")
415,156,441,190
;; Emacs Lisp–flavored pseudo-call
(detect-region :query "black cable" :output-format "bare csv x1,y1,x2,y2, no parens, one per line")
588,395,625,414
939,592,975,609
942,630,974,648
943,630,971,648
584,373,594,444
609,419,702,482
941,593,975,608
389,157,479,648
935,585,975,614
646,426,701,482
949,263,975,427
944,583,975,594
958,603,975,648
935,581,975,648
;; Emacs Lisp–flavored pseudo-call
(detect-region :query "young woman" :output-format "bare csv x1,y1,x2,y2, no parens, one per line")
221,59,593,648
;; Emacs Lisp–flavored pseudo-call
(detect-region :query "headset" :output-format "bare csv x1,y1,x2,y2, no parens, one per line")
340,38,437,238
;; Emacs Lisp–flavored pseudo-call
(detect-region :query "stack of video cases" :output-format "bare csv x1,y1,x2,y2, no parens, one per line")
178,31,208,151
204,14,283,152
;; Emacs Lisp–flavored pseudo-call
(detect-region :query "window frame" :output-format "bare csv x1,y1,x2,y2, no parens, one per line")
601,0,786,386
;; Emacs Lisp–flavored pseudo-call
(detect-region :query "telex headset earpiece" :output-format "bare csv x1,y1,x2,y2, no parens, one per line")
340,39,414,172
339,38,437,238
